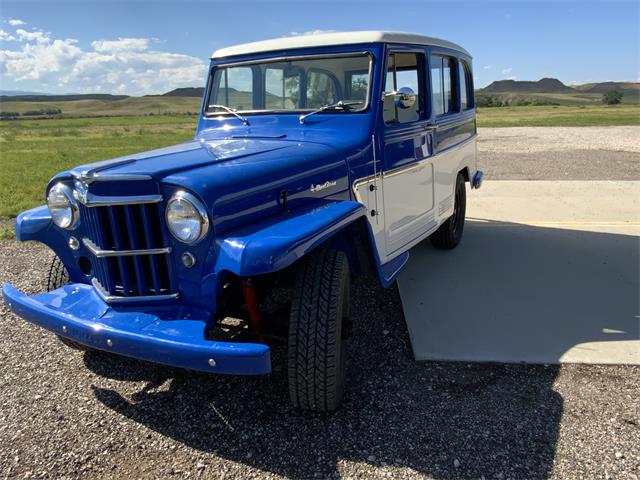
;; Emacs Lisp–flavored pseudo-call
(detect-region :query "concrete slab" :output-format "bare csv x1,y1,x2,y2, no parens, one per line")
398,181,640,365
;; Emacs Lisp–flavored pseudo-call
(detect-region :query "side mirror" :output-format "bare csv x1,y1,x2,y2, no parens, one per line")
384,87,417,109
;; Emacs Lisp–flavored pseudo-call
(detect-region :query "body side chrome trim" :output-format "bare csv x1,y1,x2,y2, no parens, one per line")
83,238,171,258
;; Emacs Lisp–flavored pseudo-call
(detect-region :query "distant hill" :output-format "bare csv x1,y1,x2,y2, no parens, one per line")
480,78,575,94
572,82,639,100
0,89,53,96
0,94,129,102
573,81,640,93
161,87,205,97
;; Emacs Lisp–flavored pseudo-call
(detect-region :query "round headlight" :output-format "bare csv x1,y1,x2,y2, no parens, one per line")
166,191,209,244
47,183,79,229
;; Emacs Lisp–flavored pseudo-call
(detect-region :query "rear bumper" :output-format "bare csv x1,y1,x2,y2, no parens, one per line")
2,283,271,375
472,170,484,189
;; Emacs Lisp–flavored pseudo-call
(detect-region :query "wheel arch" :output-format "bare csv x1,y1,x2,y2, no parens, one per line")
459,166,470,183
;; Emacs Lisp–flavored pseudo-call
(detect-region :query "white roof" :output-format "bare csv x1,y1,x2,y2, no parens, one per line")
211,31,471,59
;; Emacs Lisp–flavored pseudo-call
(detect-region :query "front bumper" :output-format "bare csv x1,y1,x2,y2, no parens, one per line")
2,283,271,375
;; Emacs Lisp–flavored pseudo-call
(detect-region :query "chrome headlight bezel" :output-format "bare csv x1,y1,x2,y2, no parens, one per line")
47,182,79,230
165,191,210,245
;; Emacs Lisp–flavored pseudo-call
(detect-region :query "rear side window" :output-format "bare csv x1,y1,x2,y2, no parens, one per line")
459,60,473,110
430,55,456,115
383,53,423,124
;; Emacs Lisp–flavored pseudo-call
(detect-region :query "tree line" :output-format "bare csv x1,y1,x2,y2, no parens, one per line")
0,108,62,119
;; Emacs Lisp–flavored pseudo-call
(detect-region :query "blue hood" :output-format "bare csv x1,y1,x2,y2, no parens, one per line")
64,136,353,234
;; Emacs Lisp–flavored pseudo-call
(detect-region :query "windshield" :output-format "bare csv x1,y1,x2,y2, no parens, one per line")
205,53,371,115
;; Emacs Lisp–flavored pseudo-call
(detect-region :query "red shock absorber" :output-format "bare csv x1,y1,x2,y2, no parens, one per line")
241,278,264,342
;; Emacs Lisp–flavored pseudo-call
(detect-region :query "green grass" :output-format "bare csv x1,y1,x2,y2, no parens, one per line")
0,227,15,240
0,115,196,218
477,104,640,127
0,104,638,221
1,96,202,117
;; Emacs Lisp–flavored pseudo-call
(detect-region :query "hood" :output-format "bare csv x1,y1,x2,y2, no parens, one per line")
65,136,353,234
69,137,297,181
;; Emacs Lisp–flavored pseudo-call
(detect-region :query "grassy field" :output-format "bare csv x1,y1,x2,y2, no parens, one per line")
0,103,638,225
1,96,202,117
477,104,640,127
0,115,196,219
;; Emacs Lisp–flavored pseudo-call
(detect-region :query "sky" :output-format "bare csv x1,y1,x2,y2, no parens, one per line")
0,0,638,95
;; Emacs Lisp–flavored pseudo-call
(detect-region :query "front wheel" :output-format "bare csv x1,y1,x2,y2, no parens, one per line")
288,249,349,412
430,172,467,250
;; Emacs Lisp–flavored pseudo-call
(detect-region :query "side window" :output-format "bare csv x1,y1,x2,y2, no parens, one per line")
384,53,422,124
430,55,457,115
265,66,301,110
307,71,338,108
213,66,254,111
459,60,473,110
431,57,444,116
443,56,455,113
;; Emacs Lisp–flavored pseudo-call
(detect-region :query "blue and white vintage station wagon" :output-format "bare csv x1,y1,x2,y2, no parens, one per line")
3,31,482,411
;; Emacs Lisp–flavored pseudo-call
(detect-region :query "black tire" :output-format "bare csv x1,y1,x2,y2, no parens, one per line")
47,256,88,352
288,249,349,412
430,173,467,250
46,255,69,292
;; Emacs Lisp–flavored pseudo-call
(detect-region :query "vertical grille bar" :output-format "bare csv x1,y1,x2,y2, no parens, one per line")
123,205,147,295
156,203,177,294
106,207,133,296
139,204,162,294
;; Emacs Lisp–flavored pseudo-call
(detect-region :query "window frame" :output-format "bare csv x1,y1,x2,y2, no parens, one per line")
429,53,459,117
459,59,474,110
382,50,427,126
204,51,374,117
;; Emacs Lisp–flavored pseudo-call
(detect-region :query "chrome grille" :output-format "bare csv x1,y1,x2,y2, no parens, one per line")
80,200,177,302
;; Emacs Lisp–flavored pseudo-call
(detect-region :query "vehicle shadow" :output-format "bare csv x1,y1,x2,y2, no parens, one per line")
85,219,640,478
87,219,607,478
87,311,562,479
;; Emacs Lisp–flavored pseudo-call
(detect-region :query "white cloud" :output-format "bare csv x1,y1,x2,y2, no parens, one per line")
91,38,150,53
0,29,16,41
501,67,513,75
16,29,50,43
483,65,492,70
506,76,517,80
8,19,26,26
0,25,207,95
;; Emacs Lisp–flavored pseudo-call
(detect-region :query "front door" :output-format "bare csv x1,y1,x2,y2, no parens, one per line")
381,51,436,259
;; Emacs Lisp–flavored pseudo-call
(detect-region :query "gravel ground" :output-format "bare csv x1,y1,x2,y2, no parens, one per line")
1,127,639,479
478,126,640,180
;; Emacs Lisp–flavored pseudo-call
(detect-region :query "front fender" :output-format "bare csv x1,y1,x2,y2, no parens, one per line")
15,205,51,241
213,200,366,276
13,205,87,282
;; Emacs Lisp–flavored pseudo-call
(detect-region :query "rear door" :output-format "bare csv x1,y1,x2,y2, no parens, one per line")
381,49,436,259
429,52,476,220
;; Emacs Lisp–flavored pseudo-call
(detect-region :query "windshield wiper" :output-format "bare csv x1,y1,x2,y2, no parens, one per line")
208,104,249,125
299,100,363,124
